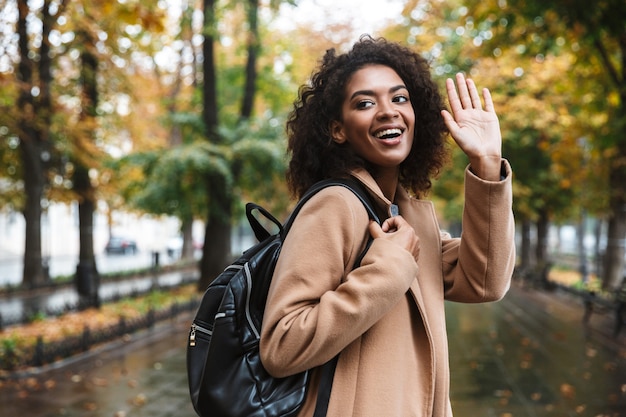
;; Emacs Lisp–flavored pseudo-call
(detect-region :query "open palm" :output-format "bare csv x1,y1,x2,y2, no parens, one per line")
441,73,502,180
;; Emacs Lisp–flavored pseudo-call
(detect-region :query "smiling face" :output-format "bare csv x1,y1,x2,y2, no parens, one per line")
331,64,415,175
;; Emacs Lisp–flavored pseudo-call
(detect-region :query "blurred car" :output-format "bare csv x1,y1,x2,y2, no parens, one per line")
105,237,138,255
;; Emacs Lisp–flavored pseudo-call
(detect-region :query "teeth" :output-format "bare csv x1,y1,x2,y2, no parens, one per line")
375,128,402,139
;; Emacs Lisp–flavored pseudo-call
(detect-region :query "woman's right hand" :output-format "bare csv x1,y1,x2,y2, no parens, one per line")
368,216,420,261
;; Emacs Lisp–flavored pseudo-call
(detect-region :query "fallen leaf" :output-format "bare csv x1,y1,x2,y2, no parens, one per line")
91,377,108,387
25,377,39,389
83,401,97,411
560,383,576,399
585,347,597,358
131,393,147,406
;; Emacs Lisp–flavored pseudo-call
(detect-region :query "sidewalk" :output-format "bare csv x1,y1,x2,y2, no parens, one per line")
1,282,624,417
0,313,198,417
448,283,626,416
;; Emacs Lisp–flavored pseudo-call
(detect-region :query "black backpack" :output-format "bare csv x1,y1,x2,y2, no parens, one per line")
187,178,380,417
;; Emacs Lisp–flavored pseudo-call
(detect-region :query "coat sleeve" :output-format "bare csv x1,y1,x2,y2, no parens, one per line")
260,187,418,378
442,159,516,302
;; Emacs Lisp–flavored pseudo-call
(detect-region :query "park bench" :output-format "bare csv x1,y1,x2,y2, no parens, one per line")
582,279,626,338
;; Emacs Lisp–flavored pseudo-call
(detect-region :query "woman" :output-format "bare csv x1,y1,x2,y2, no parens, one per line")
260,36,515,417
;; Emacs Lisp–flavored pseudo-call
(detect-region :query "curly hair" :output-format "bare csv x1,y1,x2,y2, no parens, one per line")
286,35,449,199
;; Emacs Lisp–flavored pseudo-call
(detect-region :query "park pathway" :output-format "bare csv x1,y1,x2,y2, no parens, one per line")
1,282,624,417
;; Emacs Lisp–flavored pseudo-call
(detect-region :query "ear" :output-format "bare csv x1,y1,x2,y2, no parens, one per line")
330,120,347,144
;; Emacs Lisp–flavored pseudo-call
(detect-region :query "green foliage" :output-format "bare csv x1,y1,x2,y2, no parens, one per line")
27,310,47,324
0,336,20,369
112,116,288,225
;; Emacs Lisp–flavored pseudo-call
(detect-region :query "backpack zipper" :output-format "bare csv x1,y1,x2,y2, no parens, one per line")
189,323,212,347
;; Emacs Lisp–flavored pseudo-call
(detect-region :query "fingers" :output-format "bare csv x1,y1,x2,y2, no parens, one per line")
446,73,492,112
482,87,495,113
368,220,385,239
467,78,482,110
445,77,462,115
456,73,473,109
368,218,420,261
440,109,458,133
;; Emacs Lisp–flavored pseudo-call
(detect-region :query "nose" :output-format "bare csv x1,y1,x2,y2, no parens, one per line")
377,102,399,119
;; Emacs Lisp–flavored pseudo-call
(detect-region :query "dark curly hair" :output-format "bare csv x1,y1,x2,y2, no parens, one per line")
286,35,449,199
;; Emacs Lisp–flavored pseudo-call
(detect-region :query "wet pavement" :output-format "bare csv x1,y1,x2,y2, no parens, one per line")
1,282,625,417
0,315,198,417
448,284,626,416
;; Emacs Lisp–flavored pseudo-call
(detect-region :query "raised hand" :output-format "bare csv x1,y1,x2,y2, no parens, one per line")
441,73,502,181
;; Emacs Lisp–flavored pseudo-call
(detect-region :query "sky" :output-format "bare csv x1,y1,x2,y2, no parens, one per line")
270,0,406,39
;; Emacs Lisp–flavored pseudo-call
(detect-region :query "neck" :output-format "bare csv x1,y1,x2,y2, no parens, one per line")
373,168,399,202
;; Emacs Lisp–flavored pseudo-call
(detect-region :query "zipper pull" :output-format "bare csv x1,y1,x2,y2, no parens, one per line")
189,324,196,347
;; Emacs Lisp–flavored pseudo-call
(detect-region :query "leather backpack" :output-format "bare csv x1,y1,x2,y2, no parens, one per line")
187,178,380,417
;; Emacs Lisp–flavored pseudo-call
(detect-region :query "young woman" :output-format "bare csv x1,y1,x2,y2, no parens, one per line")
260,36,515,417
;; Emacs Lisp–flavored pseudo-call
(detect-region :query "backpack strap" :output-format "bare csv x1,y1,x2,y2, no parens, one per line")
287,178,381,417
283,178,381,239
313,356,339,417
246,178,380,243
246,203,283,242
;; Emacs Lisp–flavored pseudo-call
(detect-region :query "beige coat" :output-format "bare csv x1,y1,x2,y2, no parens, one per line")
260,161,515,417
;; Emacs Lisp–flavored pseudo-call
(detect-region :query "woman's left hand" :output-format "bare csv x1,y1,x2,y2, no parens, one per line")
441,73,502,181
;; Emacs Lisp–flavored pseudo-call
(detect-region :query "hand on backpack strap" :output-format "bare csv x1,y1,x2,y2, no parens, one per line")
368,216,420,261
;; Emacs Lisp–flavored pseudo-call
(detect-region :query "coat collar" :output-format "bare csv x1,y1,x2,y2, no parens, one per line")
349,167,413,219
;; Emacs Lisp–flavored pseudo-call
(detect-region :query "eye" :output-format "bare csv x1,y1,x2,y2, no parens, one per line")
356,99,375,109
393,94,409,104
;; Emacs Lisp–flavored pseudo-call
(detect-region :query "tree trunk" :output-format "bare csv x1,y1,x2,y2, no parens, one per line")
74,30,100,307
198,0,233,290
576,210,590,283
17,0,47,288
20,141,45,287
76,186,100,308
535,210,549,266
202,0,219,138
519,219,533,272
240,0,259,121
602,95,626,290
198,174,232,290
603,205,626,290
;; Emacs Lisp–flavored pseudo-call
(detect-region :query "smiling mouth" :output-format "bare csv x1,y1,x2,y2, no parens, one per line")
374,128,403,140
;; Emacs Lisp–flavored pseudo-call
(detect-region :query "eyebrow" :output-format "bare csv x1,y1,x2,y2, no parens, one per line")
349,84,408,101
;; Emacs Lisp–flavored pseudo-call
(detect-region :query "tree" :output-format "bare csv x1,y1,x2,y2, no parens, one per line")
196,0,233,290
239,0,259,121
383,1,606,277
73,27,101,306
466,0,625,289
13,0,68,287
